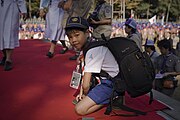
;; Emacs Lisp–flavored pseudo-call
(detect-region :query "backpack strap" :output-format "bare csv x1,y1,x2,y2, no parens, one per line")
83,33,108,57
103,72,148,116
104,86,116,115
111,104,147,116
149,91,153,104
104,87,147,116
101,33,108,41
82,41,107,57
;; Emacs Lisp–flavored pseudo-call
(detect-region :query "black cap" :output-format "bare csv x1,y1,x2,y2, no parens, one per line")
65,17,89,30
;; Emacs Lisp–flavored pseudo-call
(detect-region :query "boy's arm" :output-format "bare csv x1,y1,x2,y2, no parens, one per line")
82,72,92,95
163,72,180,77
76,72,91,102
90,18,111,25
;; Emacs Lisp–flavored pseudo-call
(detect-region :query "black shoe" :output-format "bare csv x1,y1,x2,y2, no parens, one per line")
112,96,124,110
46,52,54,58
69,55,79,60
4,61,13,71
0,57,6,66
59,47,68,54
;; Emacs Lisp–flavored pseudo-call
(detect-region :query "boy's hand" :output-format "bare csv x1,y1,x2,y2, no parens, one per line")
76,94,85,102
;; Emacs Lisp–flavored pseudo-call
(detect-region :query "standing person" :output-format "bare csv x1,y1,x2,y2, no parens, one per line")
125,18,143,51
40,0,69,58
65,16,119,115
60,0,93,60
154,39,180,97
0,0,27,71
175,40,180,57
88,0,112,41
143,40,160,64
164,29,175,54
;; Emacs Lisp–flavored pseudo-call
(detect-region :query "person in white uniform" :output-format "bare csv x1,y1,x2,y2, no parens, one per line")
0,0,27,71
65,16,119,115
40,0,69,58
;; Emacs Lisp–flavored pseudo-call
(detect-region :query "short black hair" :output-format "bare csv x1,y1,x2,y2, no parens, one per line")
145,45,156,51
157,39,171,51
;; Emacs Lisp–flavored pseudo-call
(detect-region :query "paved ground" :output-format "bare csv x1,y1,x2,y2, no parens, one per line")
172,75,180,101
171,37,180,101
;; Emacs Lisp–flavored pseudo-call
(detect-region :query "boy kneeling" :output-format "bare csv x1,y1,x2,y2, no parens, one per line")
65,17,119,115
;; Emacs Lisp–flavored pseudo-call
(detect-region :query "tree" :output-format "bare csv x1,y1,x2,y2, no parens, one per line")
136,2,151,19
24,0,179,22
125,0,142,18
151,0,180,22
26,0,40,18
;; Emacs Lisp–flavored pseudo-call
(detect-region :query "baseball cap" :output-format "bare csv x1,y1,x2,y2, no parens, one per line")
65,16,89,30
143,40,155,46
125,18,137,29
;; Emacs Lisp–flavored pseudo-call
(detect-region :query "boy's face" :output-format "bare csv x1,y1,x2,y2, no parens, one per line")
159,47,168,55
67,29,89,50
144,46,150,52
125,25,132,34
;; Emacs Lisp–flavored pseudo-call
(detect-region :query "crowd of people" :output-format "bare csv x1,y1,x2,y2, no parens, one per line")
112,21,180,49
19,17,180,50
19,17,45,40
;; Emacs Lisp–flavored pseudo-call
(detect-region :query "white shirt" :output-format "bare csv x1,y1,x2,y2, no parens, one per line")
84,46,119,78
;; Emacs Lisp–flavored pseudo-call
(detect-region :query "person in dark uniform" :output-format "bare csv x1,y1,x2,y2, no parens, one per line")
88,0,112,41
143,40,159,64
154,39,180,97
125,18,143,51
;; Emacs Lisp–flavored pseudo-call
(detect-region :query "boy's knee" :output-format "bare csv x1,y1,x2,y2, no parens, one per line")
75,105,86,116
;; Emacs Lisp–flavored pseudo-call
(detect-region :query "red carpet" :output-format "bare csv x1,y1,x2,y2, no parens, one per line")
0,39,168,120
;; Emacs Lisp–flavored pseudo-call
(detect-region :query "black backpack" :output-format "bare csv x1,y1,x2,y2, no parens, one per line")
83,36,155,116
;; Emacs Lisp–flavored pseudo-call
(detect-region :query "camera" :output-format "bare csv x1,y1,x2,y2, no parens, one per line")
87,12,100,29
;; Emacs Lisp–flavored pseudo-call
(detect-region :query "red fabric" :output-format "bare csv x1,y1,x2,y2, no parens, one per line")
0,39,168,120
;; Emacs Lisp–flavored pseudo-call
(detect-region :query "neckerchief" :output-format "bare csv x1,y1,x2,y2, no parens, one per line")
149,51,155,58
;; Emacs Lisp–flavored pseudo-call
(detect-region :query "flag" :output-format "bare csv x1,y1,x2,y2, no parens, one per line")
161,15,165,25
149,15,156,24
